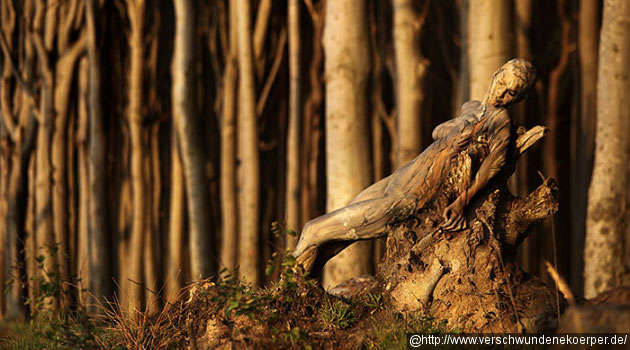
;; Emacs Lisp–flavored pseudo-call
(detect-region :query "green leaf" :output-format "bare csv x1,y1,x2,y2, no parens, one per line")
289,327,301,341
282,255,297,268
225,300,240,314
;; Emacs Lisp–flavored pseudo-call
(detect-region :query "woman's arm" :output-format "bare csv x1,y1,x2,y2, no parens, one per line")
431,100,482,140
441,108,511,230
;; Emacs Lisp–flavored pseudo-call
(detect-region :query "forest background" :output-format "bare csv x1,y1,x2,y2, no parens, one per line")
0,0,627,321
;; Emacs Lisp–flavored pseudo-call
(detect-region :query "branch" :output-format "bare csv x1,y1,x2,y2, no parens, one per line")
255,27,287,117
58,0,81,52
59,29,87,65
253,0,272,71
545,260,575,305
303,0,321,23
32,31,52,81
0,30,36,96
502,178,559,247
516,125,549,154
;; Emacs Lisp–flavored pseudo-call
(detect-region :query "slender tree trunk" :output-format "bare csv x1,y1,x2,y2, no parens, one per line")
457,0,470,107
584,0,630,299
144,127,159,314
77,57,91,304
513,0,534,272
25,157,36,313
166,134,184,302
321,0,373,289
32,0,62,307
392,0,427,167
173,0,214,279
126,0,146,311
51,30,86,311
33,33,58,311
300,0,324,229
543,0,571,185
368,1,389,266
573,0,599,294
85,0,111,302
466,0,512,100
236,0,260,284
0,52,9,318
1,0,26,319
285,0,301,248
253,0,272,78
4,63,37,321
220,0,238,272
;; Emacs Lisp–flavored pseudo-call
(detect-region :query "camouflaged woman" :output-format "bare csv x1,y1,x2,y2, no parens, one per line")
292,59,537,276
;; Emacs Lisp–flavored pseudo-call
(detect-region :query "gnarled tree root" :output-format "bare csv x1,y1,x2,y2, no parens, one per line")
369,126,560,333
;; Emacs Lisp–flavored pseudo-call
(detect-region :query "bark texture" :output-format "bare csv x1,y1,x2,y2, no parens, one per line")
572,0,599,294
125,0,146,311
236,0,261,284
375,126,558,332
466,0,512,100
392,0,427,166
220,0,238,272
85,0,111,302
173,0,214,279
321,0,373,289
166,135,184,302
33,11,58,309
285,0,301,248
584,0,630,299
77,57,90,304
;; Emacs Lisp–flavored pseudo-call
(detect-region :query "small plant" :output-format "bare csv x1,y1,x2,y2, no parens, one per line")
367,312,451,349
364,292,386,314
318,295,356,331
4,246,104,350
211,269,271,320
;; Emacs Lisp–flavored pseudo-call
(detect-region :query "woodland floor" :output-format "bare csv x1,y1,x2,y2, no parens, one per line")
2,279,628,349
0,262,563,350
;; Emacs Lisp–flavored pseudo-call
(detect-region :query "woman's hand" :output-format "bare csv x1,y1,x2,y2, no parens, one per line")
440,197,467,231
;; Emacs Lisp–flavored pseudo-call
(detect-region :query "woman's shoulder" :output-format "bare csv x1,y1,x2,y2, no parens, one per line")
460,100,482,115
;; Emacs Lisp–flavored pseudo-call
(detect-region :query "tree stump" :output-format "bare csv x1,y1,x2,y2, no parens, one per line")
372,126,560,333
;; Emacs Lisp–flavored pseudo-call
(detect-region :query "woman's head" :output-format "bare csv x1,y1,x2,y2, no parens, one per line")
484,59,537,107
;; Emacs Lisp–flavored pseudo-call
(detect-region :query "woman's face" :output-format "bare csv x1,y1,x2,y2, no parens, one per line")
486,63,533,107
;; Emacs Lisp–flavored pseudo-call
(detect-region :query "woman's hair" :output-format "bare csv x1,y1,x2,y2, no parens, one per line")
503,58,537,98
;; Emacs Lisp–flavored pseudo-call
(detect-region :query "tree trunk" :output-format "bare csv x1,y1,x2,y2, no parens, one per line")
456,0,470,107
126,0,146,311
166,134,184,302
173,0,214,279
1,0,34,320
144,125,159,314
285,0,301,248
572,0,599,295
51,28,86,312
392,0,427,167
77,57,91,304
584,0,630,299
33,34,58,311
220,0,238,272
466,0,512,100
375,126,558,332
85,0,111,302
321,0,373,289
513,0,533,272
300,0,324,230
236,0,260,284
0,52,10,318
252,0,272,78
